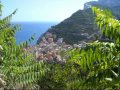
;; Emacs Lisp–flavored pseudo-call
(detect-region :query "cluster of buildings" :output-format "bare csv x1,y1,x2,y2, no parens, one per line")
24,32,87,64
26,32,73,64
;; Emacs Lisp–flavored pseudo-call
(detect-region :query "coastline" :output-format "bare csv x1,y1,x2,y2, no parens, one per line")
12,22,58,45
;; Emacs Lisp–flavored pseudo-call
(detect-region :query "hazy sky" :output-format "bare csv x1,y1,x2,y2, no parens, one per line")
1,0,97,22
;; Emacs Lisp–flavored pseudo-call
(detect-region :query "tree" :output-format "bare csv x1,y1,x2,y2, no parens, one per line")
64,7,120,89
0,3,47,89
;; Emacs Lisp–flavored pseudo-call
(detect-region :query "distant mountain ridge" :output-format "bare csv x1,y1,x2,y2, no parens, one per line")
37,0,120,45
84,0,120,19
84,0,120,9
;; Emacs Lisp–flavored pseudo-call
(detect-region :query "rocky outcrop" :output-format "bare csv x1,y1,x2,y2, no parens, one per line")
84,0,120,9
99,0,120,7
84,0,120,19
37,0,120,45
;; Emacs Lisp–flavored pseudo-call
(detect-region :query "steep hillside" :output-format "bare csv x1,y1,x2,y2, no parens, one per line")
37,9,100,44
37,0,120,45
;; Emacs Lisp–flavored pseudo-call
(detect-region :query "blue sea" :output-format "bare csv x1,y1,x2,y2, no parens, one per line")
13,22,58,45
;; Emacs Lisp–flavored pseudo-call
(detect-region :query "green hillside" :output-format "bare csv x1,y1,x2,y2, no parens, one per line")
37,0,120,45
37,9,99,44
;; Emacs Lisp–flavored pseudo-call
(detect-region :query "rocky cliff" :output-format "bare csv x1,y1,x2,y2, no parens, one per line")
37,0,120,45
84,0,120,19
84,0,120,9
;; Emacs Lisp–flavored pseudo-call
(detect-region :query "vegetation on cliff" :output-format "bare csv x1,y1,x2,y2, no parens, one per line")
37,0,120,45
38,8,99,45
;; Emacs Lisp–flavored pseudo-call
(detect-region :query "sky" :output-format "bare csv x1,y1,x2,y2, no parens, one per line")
1,0,97,22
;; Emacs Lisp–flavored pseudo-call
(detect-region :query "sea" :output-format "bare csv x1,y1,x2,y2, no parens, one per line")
13,22,58,45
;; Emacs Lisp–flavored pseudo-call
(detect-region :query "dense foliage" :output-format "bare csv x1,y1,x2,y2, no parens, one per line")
38,7,120,89
0,3,47,89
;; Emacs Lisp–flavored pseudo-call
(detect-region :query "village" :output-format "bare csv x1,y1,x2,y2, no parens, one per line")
25,32,86,64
